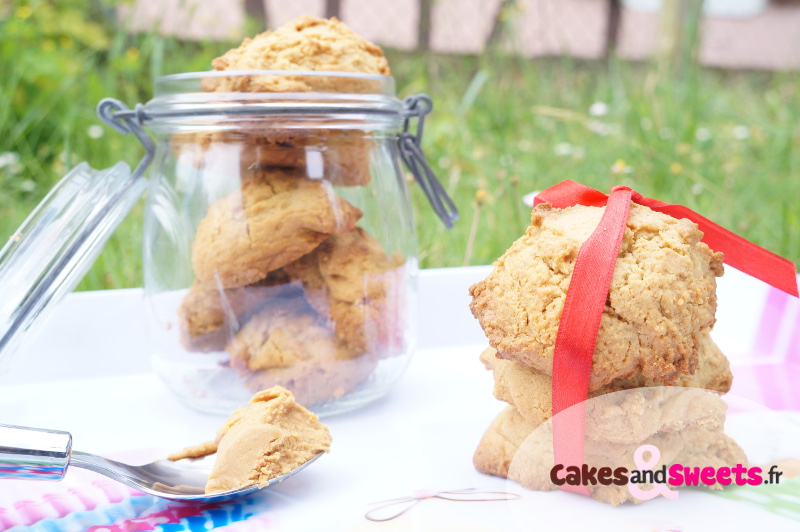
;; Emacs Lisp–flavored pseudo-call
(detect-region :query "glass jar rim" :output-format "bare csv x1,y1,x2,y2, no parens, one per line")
144,70,403,132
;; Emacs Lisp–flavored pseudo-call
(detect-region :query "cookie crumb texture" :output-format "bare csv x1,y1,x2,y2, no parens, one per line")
168,387,331,494
470,203,724,389
204,16,390,93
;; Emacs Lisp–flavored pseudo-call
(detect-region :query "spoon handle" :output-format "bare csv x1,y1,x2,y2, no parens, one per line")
0,424,72,481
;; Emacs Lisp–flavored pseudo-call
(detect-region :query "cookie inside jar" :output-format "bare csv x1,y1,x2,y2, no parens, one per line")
171,127,375,189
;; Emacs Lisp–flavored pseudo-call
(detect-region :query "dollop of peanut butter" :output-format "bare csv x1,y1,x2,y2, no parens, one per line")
169,386,331,494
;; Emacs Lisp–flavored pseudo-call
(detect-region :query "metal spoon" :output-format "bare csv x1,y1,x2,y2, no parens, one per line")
0,423,321,503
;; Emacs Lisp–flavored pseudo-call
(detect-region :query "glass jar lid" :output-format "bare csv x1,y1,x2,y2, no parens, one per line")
0,162,147,374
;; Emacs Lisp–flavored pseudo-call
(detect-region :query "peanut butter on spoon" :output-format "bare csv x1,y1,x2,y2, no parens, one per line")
169,386,331,494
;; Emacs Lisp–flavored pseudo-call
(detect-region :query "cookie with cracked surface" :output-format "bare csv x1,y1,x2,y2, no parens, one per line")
283,227,406,353
191,167,362,289
474,404,747,505
203,16,390,94
482,331,732,428
178,271,299,352
470,202,724,390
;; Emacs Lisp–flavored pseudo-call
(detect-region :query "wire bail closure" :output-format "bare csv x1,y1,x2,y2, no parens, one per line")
399,95,459,229
96,98,156,181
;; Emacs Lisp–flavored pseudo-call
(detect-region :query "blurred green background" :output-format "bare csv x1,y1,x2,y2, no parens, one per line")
1,0,798,290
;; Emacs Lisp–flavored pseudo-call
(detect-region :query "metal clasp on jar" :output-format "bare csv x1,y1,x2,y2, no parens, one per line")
399,95,459,229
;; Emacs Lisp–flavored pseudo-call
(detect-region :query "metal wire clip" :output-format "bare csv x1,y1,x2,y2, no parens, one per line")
96,98,156,181
399,95,459,229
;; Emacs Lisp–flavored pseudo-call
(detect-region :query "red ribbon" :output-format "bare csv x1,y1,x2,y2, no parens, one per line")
536,180,798,497
535,180,798,297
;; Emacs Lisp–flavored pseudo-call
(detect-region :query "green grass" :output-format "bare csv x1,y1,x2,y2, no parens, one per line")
0,1,233,290
397,51,800,271
1,4,798,290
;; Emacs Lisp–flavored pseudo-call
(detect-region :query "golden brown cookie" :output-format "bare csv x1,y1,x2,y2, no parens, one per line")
177,271,298,352
226,299,376,405
473,406,535,481
283,227,406,353
470,203,724,390
203,16,390,94
474,405,747,506
582,386,728,444
227,298,359,372
327,295,405,354
482,357,728,445
316,227,404,302
473,406,687,497
191,168,362,289
482,331,732,428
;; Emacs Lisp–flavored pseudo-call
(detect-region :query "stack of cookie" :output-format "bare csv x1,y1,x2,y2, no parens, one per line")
469,202,743,504
175,17,405,406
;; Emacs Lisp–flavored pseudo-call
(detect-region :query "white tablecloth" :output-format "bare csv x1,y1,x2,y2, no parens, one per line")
0,267,798,531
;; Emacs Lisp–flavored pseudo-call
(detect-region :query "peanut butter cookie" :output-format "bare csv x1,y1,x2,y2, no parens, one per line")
177,271,298,352
171,129,373,188
470,203,724,390
283,227,406,353
482,331,732,428
227,298,359,372
175,17,387,187
191,168,362,289
203,16,390,94
474,403,746,505
226,298,376,406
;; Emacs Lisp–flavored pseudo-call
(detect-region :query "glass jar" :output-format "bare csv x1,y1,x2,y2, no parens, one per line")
0,71,454,416
137,71,453,416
